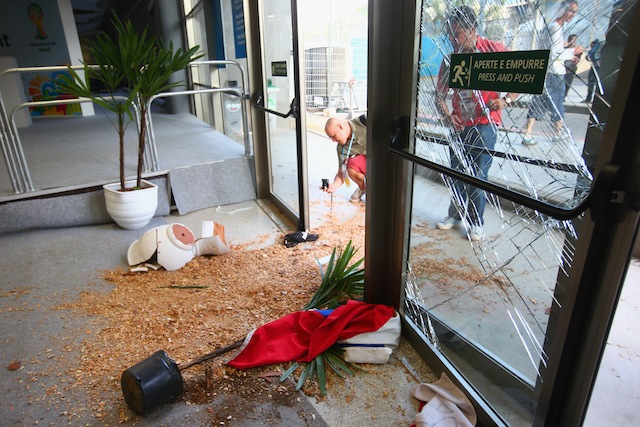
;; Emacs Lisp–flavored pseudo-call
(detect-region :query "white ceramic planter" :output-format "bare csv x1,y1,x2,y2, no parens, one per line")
103,179,159,230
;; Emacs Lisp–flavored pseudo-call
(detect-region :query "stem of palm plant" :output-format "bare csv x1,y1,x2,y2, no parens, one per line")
118,111,125,190
136,102,147,189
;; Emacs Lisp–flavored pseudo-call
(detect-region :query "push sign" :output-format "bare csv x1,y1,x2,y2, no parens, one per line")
448,50,549,94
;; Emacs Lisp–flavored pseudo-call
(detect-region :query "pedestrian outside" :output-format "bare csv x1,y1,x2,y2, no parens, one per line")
563,34,584,99
583,39,603,103
435,6,519,241
521,0,579,146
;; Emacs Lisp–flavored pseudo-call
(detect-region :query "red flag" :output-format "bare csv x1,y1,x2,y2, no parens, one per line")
228,300,395,370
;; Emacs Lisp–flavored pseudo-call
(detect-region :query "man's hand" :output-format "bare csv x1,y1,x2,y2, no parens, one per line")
322,174,344,193
324,184,337,194
324,182,342,194
448,114,465,131
437,95,464,131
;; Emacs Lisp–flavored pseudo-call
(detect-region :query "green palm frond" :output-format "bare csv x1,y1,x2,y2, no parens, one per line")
58,11,203,190
280,348,359,396
322,347,357,378
113,14,203,188
303,240,364,310
314,354,327,396
135,41,203,98
280,241,365,395
58,29,138,192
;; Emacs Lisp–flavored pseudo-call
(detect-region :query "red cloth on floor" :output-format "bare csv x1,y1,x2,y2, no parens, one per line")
228,300,395,370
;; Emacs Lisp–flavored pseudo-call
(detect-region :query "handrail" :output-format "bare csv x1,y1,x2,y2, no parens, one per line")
140,59,252,170
254,91,298,119
0,61,251,193
187,60,252,156
0,64,99,79
390,145,590,220
0,92,26,193
415,131,586,174
388,115,592,220
189,60,248,94
145,87,252,170
5,96,136,193
0,65,98,193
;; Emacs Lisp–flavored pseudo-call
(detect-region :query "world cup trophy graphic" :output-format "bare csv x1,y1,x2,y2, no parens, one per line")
28,3,48,40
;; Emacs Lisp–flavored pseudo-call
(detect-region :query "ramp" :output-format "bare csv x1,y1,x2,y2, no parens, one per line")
169,157,257,215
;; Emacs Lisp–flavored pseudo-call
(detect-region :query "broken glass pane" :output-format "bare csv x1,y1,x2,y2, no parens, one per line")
403,0,633,424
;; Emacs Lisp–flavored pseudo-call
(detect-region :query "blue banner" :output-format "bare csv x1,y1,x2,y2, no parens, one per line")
231,0,246,59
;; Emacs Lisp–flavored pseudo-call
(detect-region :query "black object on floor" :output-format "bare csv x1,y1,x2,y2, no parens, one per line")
284,232,319,248
121,339,244,415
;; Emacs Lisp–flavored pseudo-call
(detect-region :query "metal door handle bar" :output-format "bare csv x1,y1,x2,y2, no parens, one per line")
254,92,298,119
389,116,591,220
390,145,590,220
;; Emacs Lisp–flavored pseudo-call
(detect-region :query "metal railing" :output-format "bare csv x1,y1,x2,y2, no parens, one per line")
0,65,100,193
146,60,253,171
0,60,252,194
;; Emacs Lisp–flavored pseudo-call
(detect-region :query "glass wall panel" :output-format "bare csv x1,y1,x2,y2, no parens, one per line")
261,0,300,212
402,0,633,424
182,0,217,126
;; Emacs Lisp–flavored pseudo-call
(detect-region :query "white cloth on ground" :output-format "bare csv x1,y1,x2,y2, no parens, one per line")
411,372,477,426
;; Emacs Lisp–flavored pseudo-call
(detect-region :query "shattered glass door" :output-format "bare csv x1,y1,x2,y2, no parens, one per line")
399,0,634,424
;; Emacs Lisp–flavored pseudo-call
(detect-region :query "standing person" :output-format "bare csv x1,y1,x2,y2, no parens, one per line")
521,0,579,146
563,34,584,99
435,6,519,241
323,114,367,202
583,39,603,103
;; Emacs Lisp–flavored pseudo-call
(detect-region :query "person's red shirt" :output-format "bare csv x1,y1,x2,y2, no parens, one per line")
437,36,507,127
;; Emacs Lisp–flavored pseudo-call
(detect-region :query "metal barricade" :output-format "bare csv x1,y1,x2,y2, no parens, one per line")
0,60,251,193
0,65,102,193
144,60,252,171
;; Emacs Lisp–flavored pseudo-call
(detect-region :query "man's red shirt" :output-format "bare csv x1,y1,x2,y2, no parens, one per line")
437,36,508,127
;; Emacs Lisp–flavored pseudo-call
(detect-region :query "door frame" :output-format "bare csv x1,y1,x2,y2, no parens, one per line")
245,0,310,231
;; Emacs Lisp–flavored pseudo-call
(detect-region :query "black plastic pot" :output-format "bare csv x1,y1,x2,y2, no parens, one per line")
120,338,244,415
121,350,183,415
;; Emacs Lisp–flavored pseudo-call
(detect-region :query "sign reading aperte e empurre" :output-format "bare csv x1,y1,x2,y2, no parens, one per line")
448,50,550,94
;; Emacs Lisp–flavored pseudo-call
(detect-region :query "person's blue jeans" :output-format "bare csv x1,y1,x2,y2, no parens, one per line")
527,72,565,123
447,124,496,227
586,66,600,102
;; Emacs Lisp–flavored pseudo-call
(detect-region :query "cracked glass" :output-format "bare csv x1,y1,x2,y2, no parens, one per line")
402,0,633,424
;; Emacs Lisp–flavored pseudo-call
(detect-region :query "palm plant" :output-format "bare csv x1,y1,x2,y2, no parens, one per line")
281,240,365,395
59,21,138,191
115,17,203,189
304,239,365,310
60,13,202,191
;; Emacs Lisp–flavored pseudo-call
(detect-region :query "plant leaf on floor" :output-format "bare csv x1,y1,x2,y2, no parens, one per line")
303,240,364,310
281,240,364,395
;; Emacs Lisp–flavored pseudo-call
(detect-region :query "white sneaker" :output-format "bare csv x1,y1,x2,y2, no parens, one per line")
350,187,365,202
469,225,484,241
551,133,571,143
436,216,460,230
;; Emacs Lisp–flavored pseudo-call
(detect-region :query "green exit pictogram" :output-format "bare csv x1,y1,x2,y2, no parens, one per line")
448,50,550,94
271,61,288,77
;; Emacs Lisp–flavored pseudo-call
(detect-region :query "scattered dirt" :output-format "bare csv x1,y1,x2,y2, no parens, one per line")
2,200,499,424
182,365,321,425
408,226,485,287
54,201,367,423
